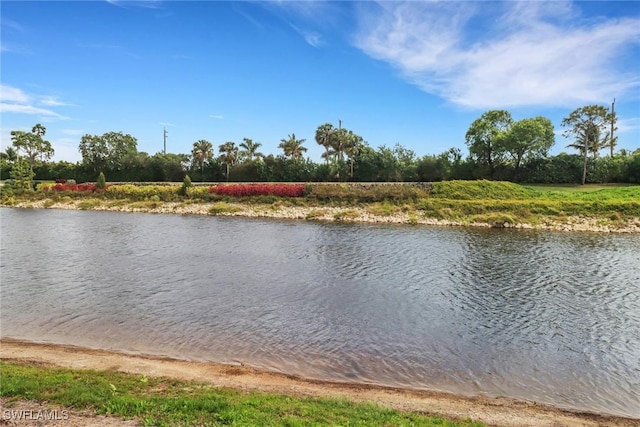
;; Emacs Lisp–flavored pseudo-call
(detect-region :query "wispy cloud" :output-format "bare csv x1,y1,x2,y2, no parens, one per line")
106,0,163,10
209,114,224,120
266,1,344,48
618,117,640,134
291,24,323,48
39,95,74,107
1,85,31,104
0,84,70,120
1,17,24,33
354,1,640,109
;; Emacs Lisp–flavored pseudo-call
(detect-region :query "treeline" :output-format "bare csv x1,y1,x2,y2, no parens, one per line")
2,144,639,184
3,105,639,184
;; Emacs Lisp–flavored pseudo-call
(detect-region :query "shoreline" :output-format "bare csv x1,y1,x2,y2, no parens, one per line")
4,198,640,233
2,339,638,427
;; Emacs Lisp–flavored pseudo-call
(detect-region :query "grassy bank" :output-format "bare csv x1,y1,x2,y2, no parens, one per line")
0,361,482,426
2,180,639,231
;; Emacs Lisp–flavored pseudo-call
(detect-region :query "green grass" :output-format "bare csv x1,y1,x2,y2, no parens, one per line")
3,180,639,228
430,180,541,200
0,361,483,427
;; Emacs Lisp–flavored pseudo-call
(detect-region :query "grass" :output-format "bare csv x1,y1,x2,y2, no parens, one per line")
0,361,483,427
208,202,243,216
2,180,639,229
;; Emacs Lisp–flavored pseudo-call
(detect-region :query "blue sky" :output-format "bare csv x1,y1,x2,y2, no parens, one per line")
1,0,639,163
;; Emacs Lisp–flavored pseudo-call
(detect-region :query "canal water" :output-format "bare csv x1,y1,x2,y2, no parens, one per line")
1,208,639,417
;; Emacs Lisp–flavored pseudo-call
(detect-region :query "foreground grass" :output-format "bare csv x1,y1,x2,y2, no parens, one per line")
0,362,483,427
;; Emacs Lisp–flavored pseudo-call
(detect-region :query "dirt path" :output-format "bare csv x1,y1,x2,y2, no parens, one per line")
1,340,637,427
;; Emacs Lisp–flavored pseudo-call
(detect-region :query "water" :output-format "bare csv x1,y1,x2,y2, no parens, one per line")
1,208,639,418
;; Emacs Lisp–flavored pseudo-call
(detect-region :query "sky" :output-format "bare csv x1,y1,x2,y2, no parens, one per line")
1,0,639,164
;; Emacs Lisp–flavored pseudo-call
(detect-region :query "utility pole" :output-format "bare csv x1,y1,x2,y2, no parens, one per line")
610,98,615,157
163,127,168,155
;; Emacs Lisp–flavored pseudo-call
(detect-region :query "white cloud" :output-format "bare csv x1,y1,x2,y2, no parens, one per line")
0,103,64,118
617,116,640,134
0,85,70,120
209,114,224,120
106,0,163,9
354,1,640,109
290,24,324,48
0,85,31,103
39,95,73,107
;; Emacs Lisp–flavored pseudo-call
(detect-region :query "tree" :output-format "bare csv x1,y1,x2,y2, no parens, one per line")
278,134,307,160
562,105,614,184
191,139,213,181
96,171,107,189
0,146,18,162
179,174,192,196
465,110,513,178
218,141,238,182
343,131,364,179
79,131,137,173
10,124,55,174
239,138,264,162
149,152,189,182
502,117,555,180
315,123,335,164
9,158,34,191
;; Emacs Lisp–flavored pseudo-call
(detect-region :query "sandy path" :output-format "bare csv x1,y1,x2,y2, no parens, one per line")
1,340,638,427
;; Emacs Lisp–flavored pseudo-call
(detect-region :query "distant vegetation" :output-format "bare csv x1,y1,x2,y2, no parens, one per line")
2,104,639,185
3,180,638,230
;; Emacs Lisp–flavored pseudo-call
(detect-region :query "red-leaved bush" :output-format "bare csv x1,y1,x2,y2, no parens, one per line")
45,183,108,193
209,184,306,197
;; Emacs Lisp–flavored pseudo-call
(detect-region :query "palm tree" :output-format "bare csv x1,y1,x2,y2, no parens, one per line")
239,138,264,162
568,122,600,185
315,123,334,164
191,139,213,181
218,141,238,182
343,131,364,179
32,123,46,137
279,134,307,160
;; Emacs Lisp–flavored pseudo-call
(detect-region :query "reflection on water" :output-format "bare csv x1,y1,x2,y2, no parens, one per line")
1,208,639,418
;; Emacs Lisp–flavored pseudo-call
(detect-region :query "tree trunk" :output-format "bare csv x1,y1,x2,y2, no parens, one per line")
581,146,588,185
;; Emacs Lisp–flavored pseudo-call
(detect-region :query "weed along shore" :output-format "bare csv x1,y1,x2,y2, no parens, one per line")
2,180,640,233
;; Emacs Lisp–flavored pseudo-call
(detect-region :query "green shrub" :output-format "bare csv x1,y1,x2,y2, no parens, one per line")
179,175,192,197
97,172,106,189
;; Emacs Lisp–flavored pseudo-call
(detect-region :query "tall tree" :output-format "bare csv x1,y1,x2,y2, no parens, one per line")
239,138,264,162
465,110,513,178
279,134,307,160
342,130,364,179
191,139,213,181
562,105,614,184
218,141,238,181
79,131,137,173
502,116,555,179
10,124,55,174
315,123,335,164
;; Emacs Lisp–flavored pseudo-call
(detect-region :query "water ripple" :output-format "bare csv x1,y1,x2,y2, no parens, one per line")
1,209,639,418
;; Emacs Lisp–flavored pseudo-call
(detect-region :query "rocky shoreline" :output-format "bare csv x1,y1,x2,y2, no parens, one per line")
6,198,640,233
